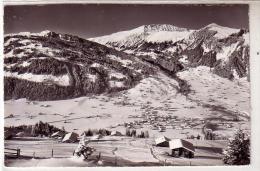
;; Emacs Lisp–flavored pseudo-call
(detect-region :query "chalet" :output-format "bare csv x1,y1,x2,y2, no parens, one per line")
155,136,171,147
169,139,195,158
62,132,79,143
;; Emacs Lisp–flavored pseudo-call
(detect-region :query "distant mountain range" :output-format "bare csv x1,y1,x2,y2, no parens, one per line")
4,23,249,100
90,23,249,80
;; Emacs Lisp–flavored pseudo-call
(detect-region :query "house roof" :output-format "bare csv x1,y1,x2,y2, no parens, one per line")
169,139,195,153
16,132,25,136
51,131,65,137
62,132,78,142
155,136,171,145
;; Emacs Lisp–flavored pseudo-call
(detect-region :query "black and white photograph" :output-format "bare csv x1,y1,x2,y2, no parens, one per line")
2,1,254,167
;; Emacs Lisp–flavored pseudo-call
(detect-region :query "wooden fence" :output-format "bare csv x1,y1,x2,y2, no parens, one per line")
4,148,20,158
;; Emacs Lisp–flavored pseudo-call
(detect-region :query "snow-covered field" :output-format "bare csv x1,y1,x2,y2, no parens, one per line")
4,68,250,138
5,137,228,166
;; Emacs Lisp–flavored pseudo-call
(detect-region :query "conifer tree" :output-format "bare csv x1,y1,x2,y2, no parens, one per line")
223,129,250,165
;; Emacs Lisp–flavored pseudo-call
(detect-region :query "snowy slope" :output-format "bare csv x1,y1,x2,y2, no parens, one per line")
89,26,144,46
146,31,191,43
89,24,193,50
205,23,240,39
177,66,250,117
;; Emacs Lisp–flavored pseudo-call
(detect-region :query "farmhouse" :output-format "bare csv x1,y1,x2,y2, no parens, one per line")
155,136,171,147
169,139,195,158
62,132,79,143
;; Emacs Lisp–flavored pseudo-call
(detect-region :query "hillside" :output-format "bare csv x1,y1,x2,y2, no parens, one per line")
4,31,156,100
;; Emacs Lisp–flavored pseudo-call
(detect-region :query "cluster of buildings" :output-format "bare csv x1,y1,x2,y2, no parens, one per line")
126,110,205,132
51,130,123,143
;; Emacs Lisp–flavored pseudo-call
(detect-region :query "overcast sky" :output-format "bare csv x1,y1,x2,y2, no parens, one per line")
4,4,249,38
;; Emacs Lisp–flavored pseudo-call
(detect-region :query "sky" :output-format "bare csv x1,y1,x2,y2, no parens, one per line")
4,4,249,39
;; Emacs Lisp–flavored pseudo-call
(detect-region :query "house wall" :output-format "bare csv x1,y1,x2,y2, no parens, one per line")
157,141,169,147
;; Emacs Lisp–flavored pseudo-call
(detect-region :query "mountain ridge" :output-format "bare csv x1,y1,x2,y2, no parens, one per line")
90,23,249,81
4,23,249,101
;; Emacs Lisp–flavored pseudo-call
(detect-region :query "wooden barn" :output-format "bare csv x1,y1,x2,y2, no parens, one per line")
169,139,195,158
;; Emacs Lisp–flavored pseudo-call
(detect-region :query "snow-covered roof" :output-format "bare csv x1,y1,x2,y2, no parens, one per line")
169,139,195,153
62,132,78,142
51,131,65,137
155,136,171,145
16,132,25,137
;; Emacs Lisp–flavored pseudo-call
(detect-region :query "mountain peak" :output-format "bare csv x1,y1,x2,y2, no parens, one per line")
38,30,53,36
5,30,56,38
200,23,240,39
205,23,238,30
207,23,221,27
143,24,188,33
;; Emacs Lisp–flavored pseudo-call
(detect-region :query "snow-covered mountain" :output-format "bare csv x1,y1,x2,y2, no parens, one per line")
4,30,156,100
4,24,250,129
90,23,249,80
89,24,193,50
4,23,249,102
